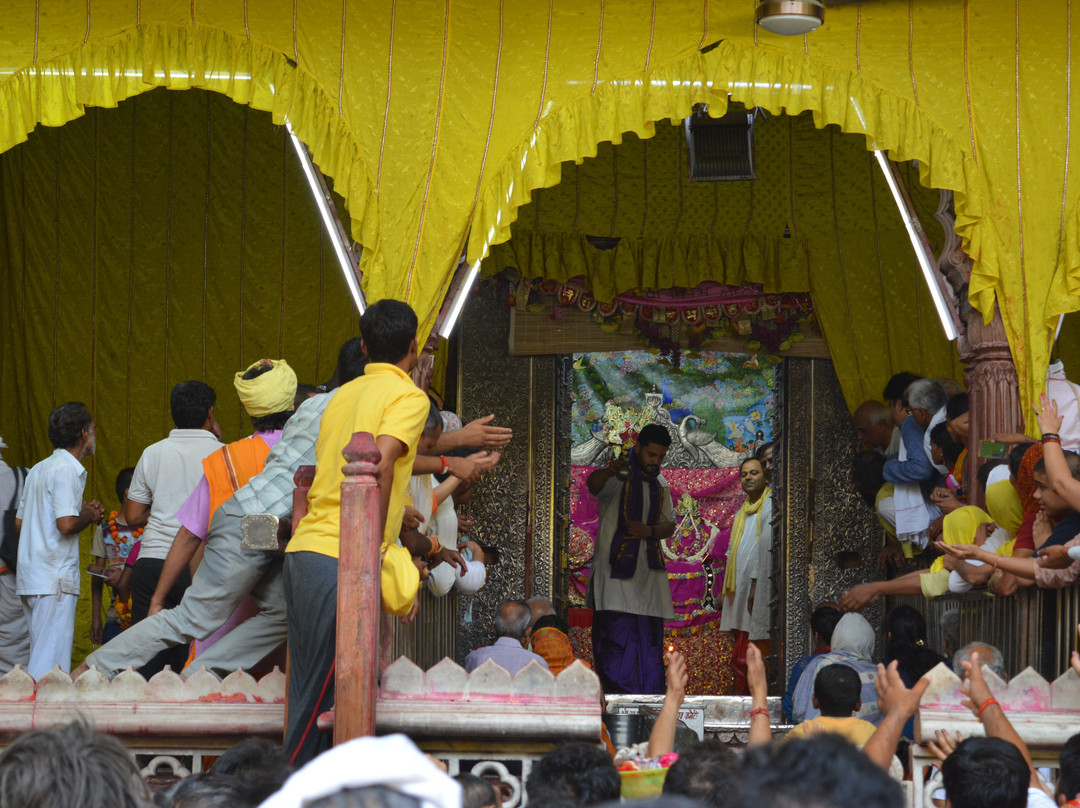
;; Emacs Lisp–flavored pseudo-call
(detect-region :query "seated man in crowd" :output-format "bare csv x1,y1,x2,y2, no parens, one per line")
853,400,897,455
783,602,842,722
465,599,548,674
882,378,948,555
785,664,878,746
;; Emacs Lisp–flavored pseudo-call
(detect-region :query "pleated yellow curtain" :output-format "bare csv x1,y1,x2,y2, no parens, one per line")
487,114,964,405
0,88,358,664
0,0,1078,425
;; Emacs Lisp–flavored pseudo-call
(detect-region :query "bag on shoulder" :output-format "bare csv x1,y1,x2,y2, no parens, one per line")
0,467,26,574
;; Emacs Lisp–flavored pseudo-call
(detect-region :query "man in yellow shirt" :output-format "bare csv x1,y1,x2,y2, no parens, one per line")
283,299,435,765
784,664,878,747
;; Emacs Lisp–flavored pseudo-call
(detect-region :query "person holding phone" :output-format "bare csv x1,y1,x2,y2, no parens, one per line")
88,467,140,645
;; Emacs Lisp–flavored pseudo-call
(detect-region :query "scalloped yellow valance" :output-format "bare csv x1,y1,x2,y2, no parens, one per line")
487,114,964,404
1,1,1077,425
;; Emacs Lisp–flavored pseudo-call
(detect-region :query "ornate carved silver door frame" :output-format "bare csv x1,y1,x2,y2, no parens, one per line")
776,359,884,687
456,295,879,689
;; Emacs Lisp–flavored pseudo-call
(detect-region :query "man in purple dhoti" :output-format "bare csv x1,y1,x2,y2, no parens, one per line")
585,423,676,694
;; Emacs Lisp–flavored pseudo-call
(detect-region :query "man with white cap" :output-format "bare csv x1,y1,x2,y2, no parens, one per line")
0,434,30,675
78,360,297,678
259,734,461,808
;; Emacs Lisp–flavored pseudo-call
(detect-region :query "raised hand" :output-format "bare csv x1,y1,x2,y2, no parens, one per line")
1035,394,1065,436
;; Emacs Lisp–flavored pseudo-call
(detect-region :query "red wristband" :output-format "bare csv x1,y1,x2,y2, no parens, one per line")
750,707,770,719
977,697,1000,719
439,455,450,474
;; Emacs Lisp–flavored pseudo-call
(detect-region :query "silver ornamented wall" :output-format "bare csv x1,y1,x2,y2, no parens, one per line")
776,358,885,686
454,281,566,661
454,300,881,684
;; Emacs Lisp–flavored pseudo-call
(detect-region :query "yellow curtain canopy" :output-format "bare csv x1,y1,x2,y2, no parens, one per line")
1,0,1078,423
486,113,964,406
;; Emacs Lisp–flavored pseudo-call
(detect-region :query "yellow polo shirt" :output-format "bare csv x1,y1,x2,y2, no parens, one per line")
287,362,429,616
784,715,877,746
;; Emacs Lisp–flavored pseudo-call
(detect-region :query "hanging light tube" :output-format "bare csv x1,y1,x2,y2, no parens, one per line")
874,150,958,341
285,121,366,314
437,259,481,339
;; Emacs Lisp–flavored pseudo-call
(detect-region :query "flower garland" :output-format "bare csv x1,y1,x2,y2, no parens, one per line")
113,596,133,631
107,510,143,562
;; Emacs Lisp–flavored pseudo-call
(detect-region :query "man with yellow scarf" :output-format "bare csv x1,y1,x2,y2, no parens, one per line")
719,457,772,695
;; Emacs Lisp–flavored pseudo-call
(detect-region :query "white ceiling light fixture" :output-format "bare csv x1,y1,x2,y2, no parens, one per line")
755,1,825,36
874,149,960,342
285,120,366,315
437,259,481,339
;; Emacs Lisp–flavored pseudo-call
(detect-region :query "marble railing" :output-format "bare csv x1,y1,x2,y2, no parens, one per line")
0,664,285,738
917,662,1080,745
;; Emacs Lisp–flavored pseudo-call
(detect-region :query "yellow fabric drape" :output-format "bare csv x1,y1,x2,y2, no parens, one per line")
1,1,1078,422
488,115,963,406
0,88,358,665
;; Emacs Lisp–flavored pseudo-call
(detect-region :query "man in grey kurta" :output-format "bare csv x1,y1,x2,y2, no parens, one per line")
585,423,676,694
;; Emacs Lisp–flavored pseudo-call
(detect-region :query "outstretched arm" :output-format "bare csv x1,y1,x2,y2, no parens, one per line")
434,414,512,452
963,652,1047,794
1036,396,1080,511
747,644,773,747
863,661,930,771
647,650,687,757
838,572,926,612
587,457,627,496
148,527,203,616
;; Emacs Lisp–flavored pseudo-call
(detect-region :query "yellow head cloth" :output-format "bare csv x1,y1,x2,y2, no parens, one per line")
233,358,297,418
985,479,1023,535
930,505,994,573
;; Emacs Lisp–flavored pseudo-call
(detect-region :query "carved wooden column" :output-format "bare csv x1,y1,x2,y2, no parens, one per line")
335,432,382,743
411,333,439,393
958,302,1022,508
934,190,1023,508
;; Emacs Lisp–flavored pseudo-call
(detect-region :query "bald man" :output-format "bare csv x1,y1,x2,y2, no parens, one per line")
853,401,899,455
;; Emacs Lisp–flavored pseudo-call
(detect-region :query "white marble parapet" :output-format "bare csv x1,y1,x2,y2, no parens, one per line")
0,665,285,738
916,662,1080,746
375,657,602,740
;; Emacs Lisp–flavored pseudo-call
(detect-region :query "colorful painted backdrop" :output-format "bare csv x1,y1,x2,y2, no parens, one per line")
568,350,774,693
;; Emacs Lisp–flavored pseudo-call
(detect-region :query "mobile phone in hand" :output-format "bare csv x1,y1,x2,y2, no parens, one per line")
978,440,1009,459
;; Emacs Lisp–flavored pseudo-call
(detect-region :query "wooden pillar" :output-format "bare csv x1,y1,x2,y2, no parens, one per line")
411,333,438,393
959,302,1022,508
933,190,1022,508
335,432,382,744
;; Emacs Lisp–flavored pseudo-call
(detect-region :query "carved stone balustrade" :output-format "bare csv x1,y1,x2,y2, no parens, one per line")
0,664,285,740
911,662,1080,808
916,661,1080,745
373,656,602,740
